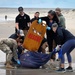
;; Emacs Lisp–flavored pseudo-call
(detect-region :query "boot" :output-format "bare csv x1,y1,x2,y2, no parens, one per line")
5,62,15,69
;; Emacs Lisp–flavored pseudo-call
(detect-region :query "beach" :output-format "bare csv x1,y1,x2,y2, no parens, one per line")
0,8,75,75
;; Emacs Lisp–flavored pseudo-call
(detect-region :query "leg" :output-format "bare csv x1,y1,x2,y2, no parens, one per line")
46,30,53,52
60,39,75,68
1,44,14,68
47,37,53,52
66,46,75,67
0,43,12,63
12,40,18,60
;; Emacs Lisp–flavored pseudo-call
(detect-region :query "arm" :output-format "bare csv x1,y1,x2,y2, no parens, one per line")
59,16,66,28
15,16,19,30
39,16,48,22
56,28,64,45
15,23,19,30
28,22,31,27
27,15,31,27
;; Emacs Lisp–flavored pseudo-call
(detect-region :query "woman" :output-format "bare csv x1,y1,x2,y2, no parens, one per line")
40,10,59,60
52,23,75,72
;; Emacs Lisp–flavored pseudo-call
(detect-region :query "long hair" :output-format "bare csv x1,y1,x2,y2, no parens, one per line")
48,10,59,24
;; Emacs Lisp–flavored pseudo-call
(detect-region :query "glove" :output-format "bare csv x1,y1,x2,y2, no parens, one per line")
55,45,61,52
16,60,21,65
46,26,51,30
38,19,42,24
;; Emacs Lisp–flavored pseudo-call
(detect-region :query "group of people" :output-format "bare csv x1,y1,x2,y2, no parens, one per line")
0,6,75,73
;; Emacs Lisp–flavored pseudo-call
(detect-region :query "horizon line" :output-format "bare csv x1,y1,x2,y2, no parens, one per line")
0,7,75,9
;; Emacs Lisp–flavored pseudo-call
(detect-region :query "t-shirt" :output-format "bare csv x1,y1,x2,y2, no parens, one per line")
31,17,39,23
15,13,30,30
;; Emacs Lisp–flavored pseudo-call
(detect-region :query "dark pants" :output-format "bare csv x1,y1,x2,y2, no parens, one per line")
61,39,75,63
47,30,54,52
46,30,56,59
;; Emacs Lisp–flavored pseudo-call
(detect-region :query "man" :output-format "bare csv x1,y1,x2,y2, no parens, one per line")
15,7,31,37
55,8,66,29
9,30,25,58
31,12,48,53
31,12,40,23
0,38,20,68
52,23,75,72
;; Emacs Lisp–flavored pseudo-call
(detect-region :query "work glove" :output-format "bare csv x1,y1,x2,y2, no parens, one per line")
16,60,21,65
46,26,51,30
38,19,42,24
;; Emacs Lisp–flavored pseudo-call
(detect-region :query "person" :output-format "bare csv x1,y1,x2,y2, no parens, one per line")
51,23,75,72
15,7,31,37
9,29,25,58
38,38,48,53
30,12,48,53
0,38,20,68
5,15,7,20
31,12,40,23
55,8,66,29
40,10,59,60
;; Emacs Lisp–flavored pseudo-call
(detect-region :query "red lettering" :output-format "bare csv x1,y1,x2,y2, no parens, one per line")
27,33,42,42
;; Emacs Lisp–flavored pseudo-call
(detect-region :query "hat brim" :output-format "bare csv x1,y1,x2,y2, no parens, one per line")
20,34,24,36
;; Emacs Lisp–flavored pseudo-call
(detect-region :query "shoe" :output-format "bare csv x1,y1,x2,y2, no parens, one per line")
56,68,66,73
5,64,15,69
66,66,73,72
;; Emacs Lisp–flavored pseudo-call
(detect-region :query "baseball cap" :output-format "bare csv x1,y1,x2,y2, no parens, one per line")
17,30,24,36
18,7,23,11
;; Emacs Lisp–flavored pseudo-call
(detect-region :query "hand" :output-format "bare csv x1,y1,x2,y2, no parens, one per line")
16,60,21,65
55,45,61,51
46,26,51,30
38,19,42,24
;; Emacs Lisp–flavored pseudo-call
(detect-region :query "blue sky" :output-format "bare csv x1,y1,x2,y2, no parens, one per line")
0,0,75,8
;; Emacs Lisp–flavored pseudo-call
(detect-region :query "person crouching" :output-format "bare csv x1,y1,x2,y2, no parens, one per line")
0,38,20,68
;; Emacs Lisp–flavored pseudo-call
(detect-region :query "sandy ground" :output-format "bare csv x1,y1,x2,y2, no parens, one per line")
0,9,75,75
0,20,75,75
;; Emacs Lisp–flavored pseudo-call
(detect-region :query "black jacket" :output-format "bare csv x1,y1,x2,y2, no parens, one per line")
53,28,75,45
31,17,39,23
40,16,59,27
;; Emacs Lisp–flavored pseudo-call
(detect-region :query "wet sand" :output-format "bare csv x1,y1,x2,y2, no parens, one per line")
0,63,75,75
